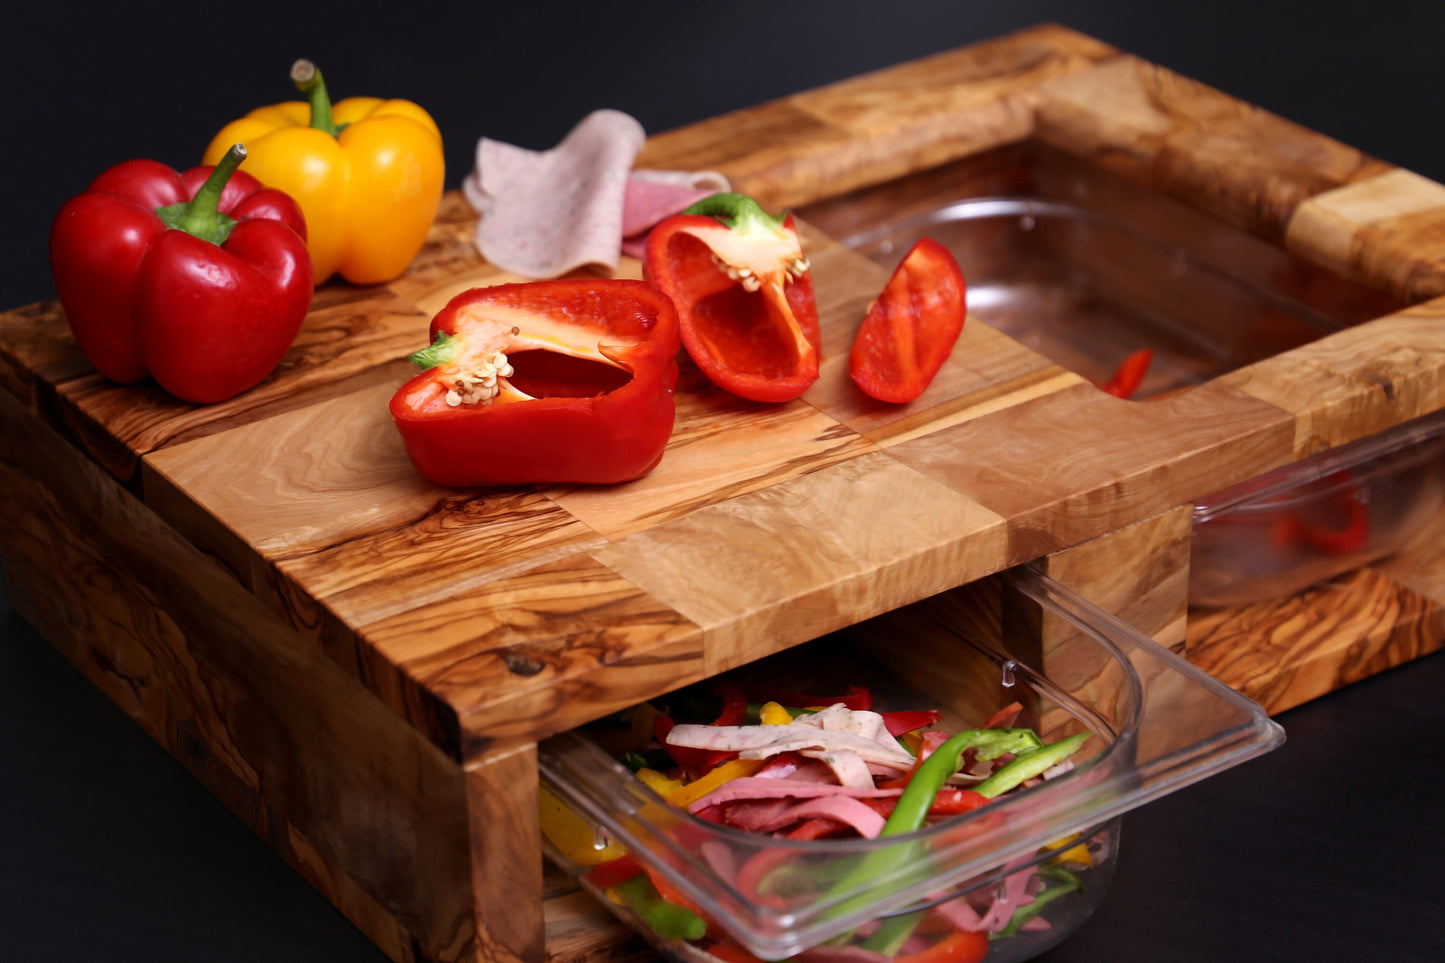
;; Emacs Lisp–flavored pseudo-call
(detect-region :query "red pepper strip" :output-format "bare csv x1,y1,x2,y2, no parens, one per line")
1100,348,1154,399
714,684,748,726
706,942,770,963
582,853,646,889
733,848,795,909
894,928,990,963
653,713,717,778
50,145,312,403
849,237,967,404
1296,472,1371,555
749,685,873,711
881,709,943,737
784,817,851,841
644,193,821,402
859,789,988,822
653,687,747,778
645,866,714,935
876,751,926,791
390,279,681,487
981,701,1023,730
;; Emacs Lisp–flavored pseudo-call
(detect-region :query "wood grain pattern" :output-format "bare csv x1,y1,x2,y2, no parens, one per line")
4,22,1445,963
595,449,1007,676
0,390,477,963
1040,506,1193,654
1188,498,1445,713
636,24,1118,212
1187,566,1445,715
1031,55,1390,247
1217,297,1445,456
883,380,1295,561
1287,168,1445,301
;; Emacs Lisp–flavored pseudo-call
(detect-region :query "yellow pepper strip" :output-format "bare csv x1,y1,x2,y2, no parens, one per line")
537,784,627,866
201,59,444,286
636,767,685,799
666,758,765,809
759,701,793,725
1048,832,1095,868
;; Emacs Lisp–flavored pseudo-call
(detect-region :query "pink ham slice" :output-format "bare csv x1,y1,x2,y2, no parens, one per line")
688,776,902,813
462,109,728,277
757,795,888,839
620,170,729,259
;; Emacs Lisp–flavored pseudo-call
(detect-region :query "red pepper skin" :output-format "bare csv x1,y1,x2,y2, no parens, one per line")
49,155,311,402
644,194,820,403
895,929,989,963
749,685,873,712
849,238,966,404
881,708,943,737
1100,347,1154,399
390,280,680,488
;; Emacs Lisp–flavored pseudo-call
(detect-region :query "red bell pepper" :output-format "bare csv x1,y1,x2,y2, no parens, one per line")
390,279,681,487
49,144,312,403
1099,347,1154,399
644,192,821,403
849,238,967,404
881,708,943,737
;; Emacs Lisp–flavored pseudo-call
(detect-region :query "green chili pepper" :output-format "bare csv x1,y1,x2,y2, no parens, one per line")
616,874,708,942
996,865,1084,937
826,728,1025,920
973,733,1091,799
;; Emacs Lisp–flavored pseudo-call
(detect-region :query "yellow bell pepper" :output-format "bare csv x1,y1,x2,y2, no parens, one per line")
758,701,793,726
202,59,444,286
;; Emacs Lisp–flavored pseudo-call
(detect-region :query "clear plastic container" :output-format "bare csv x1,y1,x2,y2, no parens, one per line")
798,141,1403,399
538,566,1284,961
1190,409,1445,608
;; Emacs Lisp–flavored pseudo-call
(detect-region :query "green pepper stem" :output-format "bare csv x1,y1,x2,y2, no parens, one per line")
682,192,787,233
291,58,339,136
154,143,244,246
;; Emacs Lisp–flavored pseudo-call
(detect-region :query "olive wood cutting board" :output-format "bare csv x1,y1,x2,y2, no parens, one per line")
4,23,1445,963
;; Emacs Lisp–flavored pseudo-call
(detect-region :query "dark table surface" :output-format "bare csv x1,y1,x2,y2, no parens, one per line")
4,3,1445,961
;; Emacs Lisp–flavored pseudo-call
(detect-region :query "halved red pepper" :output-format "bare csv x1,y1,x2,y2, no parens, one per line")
390,279,680,487
644,192,821,403
849,238,966,404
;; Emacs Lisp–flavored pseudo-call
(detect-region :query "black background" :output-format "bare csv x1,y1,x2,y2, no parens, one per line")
4,2,1445,960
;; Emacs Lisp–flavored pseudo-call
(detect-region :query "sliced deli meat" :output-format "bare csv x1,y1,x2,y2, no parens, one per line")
463,109,730,278
620,169,730,259
464,109,644,278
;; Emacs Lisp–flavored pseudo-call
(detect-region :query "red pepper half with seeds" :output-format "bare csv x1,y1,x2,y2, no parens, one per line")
644,192,820,403
49,144,312,403
390,279,681,487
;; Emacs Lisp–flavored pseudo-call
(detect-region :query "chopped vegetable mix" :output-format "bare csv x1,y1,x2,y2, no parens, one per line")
546,680,1097,961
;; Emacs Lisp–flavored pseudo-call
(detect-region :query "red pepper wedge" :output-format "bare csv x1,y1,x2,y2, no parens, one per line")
849,238,967,404
644,193,820,403
49,144,312,403
390,279,680,487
